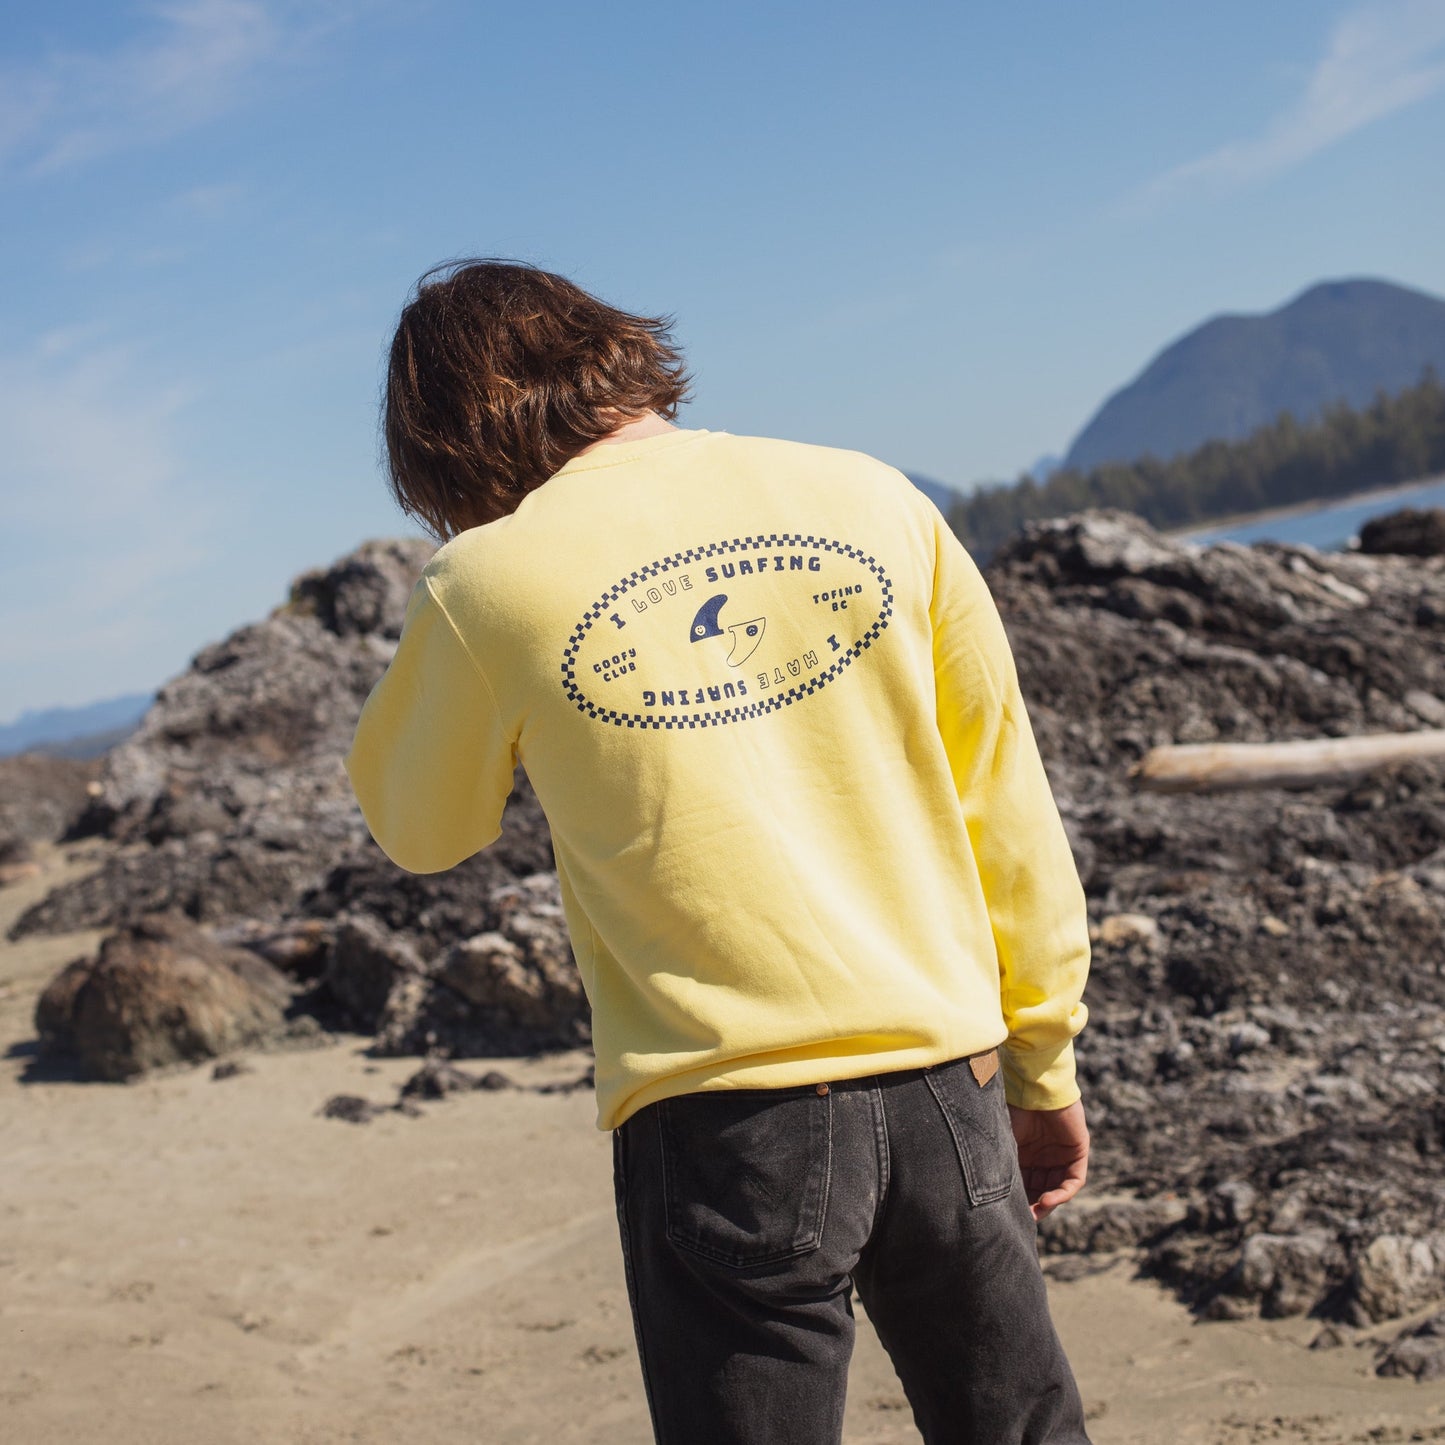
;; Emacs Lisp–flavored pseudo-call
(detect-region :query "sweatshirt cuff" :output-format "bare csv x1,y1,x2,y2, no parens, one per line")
1001,1038,1081,1111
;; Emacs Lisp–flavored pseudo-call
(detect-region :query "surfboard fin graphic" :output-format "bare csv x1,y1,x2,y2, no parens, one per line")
726,617,766,666
690,593,728,642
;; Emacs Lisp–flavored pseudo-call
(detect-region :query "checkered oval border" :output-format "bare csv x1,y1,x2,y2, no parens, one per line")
560,532,894,729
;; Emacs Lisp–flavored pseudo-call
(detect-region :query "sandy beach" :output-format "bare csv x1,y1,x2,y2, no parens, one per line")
5,849,1445,1445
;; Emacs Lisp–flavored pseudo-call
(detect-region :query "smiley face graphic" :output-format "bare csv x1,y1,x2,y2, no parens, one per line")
726,617,766,666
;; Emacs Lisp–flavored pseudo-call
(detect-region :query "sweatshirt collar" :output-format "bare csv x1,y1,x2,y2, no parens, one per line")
549,427,714,477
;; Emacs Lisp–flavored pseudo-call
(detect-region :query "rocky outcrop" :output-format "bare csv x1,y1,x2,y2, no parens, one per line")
1359,505,1445,557
18,536,580,1078
0,753,101,859
14,540,435,934
995,510,1445,1324
10,536,561,941
324,872,590,1058
33,913,299,1080
15,507,1445,1325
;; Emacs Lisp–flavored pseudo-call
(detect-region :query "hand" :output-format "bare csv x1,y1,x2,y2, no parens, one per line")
1008,1099,1089,1221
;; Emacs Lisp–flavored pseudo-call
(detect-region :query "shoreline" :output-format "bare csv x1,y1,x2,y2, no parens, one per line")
1160,470,1445,542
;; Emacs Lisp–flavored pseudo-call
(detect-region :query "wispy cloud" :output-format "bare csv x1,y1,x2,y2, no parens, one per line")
1129,0,1445,211
0,2,351,176
0,333,219,713
0,334,193,530
170,179,249,217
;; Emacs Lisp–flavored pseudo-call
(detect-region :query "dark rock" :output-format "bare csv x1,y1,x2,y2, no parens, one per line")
1039,1195,1187,1256
211,1060,253,1080
435,874,586,1034
973,517,1445,1324
214,918,333,979
400,1058,485,1099
4,538,547,941
288,540,425,639
1206,1181,1258,1231
394,1058,585,1106
310,872,589,1060
296,777,554,950
33,957,94,1056
1359,507,1445,557
0,753,102,846
35,913,295,1080
534,1065,596,1095
1206,1231,1343,1320
14,836,328,935
319,1094,382,1123
1377,1310,1445,1380
324,914,426,1032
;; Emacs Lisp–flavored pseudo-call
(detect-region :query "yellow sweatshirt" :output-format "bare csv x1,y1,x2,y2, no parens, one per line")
345,428,1090,1129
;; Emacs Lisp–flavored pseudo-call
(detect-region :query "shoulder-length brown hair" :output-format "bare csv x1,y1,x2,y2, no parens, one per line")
383,258,692,540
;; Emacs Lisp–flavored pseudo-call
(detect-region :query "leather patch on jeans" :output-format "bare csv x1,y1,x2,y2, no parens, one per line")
968,1050,999,1088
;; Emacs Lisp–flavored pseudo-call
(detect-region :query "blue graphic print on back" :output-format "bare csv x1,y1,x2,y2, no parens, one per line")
690,594,728,641
560,532,893,730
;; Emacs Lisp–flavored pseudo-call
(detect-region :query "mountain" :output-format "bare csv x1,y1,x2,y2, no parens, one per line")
0,693,153,760
905,472,963,514
1063,278,1445,472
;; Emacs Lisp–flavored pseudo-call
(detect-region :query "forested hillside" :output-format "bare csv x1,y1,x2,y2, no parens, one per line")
949,369,1445,559
1064,278,1445,471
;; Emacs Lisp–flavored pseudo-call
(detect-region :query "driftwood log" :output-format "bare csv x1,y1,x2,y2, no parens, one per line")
1132,729,1445,794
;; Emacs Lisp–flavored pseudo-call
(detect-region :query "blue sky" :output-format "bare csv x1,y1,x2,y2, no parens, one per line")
3,0,1445,719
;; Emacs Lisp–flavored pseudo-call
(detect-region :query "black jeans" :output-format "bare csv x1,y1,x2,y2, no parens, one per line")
612,1056,1091,1445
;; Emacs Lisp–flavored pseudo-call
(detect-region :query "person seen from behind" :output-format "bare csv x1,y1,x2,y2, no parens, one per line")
347,258,1094,1444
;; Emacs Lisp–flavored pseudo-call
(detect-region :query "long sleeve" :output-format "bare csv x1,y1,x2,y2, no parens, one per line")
345,575,517,874
929,513,1090,1109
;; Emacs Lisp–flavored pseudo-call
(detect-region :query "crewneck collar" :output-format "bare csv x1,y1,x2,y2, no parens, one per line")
550,427,714,476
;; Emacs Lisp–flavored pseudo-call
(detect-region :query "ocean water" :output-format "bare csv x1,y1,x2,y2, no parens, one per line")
1174,474,1445,551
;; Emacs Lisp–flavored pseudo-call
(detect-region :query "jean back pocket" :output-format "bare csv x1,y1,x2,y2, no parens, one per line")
924,1056,1017,1206
659,1086,833,1267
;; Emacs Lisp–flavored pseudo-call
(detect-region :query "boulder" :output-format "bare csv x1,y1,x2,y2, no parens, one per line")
214,918,333,979
324,913,427,1031
33,957,94,1056
295,777,555,951
1377,1310,1445,1380
312,873,588,1058
368,874,589,1058
1358,506,1445,557
1038,1195,1186,1256
1210,1231,1342,1319
34,912,295,1080
1346,1233,1445,1326
436,874,585,1033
